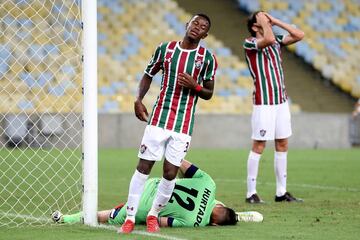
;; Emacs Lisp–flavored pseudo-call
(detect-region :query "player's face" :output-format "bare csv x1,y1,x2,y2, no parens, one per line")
185,16,209,41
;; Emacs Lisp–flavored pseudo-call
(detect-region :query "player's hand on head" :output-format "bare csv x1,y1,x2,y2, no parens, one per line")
256,12,270,25
134,100,149,122
178,72,197,89
263,12,276,26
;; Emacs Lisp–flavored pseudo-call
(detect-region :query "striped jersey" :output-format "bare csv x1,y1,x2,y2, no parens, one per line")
243,35,288,105
145,41,217,136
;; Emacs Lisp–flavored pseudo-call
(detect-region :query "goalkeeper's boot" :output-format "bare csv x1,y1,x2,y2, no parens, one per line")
236,211,264,222
275,192,303,202
51,210,64,223
119,219,135,234
146,215,160,233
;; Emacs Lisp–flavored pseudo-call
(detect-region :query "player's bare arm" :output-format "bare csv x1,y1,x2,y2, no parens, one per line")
178,72,214,100
264,12,304,46
134,73,152,122
97,210,112,223
179,159,192,175
254,12,276,49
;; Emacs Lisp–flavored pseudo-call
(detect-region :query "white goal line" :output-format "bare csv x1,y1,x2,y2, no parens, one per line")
0,212,187,240
98,224,188,240
0,212,51,223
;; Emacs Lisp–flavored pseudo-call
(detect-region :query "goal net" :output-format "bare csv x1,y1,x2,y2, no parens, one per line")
0,0,86,226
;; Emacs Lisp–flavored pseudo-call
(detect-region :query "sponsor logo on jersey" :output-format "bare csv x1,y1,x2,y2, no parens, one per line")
140,144,147,154
260,129,266,137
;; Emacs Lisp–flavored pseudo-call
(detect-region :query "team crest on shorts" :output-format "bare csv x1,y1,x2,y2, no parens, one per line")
260,129,266,137
140,144,147,154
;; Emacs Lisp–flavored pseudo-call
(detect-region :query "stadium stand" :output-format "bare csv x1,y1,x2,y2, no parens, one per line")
0,0,82,114
96,0,262,114
237,0,360,98
0,0,304,114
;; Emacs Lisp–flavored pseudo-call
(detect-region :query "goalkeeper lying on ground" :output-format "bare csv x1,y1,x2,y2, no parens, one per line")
52,159,263,228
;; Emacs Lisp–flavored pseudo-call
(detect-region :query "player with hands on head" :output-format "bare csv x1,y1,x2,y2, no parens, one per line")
243,11,304,204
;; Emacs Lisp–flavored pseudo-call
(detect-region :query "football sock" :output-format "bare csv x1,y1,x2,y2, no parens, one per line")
274,151,287,197
246,151,261,198
63,212,83,223
148,177,175,217
125,169,149,221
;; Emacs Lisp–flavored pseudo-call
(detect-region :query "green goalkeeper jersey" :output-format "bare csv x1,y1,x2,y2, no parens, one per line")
108,165,216,227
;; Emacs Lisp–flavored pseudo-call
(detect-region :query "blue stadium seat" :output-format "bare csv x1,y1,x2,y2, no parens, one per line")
17,99,34,111
48,85,65,96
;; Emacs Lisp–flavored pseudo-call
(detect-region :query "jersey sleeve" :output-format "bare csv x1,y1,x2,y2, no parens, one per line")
243,38,257,50
144,42,164,77
184,164,210,179
107,204,126,225
167,217,190,227
203,53,217,81
275,35,288,46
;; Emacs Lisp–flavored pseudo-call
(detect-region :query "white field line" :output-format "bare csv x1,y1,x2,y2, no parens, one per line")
214,178,360,192
0,212,50,222
98,224,188,240
0,212,187,240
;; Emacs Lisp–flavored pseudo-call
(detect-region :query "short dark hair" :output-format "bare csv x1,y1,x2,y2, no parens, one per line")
193,13,211,30
217,207,237,226
247,11,262,37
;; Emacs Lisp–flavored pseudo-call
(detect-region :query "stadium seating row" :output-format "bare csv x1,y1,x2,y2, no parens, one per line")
237,0,360,98
0,0,302,114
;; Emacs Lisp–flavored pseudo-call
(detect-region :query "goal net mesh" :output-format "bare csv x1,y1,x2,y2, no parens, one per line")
0,0,83,226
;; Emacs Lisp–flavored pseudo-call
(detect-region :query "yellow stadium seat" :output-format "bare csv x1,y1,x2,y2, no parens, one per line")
318,2,332,11
313,55,328,71
336,17,348,25
275,2,289,11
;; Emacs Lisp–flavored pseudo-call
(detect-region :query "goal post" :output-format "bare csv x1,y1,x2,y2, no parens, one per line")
0,0,98,227
82,0,98,226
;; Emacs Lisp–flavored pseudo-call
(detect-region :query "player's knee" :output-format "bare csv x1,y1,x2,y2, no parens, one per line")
162,169,177,180
162,159,179,180
162,166,178,180
136,159,155,175
275,139,288,151
252,141,266,154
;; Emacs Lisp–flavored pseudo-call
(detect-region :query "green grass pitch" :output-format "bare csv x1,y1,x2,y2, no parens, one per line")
1,148,360,240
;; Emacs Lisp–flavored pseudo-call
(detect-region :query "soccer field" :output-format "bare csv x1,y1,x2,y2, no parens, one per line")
1,148,360,240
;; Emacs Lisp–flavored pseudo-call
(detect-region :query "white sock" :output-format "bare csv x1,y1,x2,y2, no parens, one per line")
274,151,287,197
246,151,261,198
125,169,149,222
148,177,175,217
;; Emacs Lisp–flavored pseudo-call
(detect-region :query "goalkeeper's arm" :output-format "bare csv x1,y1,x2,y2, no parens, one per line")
178,159,209,179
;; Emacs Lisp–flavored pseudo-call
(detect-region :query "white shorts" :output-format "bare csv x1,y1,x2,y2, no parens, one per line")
138,125,191,167
251,101,292,141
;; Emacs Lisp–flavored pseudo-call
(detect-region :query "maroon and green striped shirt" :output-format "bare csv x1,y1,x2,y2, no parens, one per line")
243,35,288,105
145,41,217,136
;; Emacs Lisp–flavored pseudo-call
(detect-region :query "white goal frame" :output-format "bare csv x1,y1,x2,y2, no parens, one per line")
82,0,98,226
